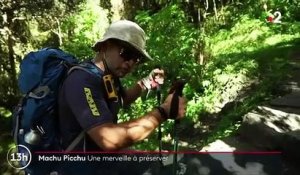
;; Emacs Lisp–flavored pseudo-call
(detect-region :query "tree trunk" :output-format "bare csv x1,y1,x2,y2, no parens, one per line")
53,17,62,46
213,0,218,19
6,11,18,95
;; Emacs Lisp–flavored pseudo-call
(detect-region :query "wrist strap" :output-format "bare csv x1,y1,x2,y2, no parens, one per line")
155,106,168,121
137,81,146,90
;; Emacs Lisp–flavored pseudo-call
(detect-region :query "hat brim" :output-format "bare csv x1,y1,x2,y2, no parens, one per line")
92,38,153,62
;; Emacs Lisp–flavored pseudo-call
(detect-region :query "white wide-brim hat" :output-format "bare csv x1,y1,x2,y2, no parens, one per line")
92,20,152,61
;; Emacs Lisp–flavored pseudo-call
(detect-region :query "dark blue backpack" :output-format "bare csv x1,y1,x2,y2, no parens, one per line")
12,48,100,174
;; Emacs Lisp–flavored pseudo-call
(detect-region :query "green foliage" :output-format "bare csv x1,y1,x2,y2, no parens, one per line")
135,5,201,83
61,0,109,59
198,2,298,143
134,4,204,122
0,107,12,118
0,0,86,111
129,1,299,150
201,11,298,111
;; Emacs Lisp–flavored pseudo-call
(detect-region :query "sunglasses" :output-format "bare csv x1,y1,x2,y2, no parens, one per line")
119,47,142,64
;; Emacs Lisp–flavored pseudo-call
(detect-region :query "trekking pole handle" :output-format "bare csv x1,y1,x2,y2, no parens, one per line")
168,79,186,119
168,79,186,175
156,85,161,103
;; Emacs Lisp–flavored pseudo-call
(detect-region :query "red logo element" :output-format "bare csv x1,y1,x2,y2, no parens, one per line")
267,16,274,22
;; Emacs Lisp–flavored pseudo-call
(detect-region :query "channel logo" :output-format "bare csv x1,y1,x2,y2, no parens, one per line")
7,144,32,169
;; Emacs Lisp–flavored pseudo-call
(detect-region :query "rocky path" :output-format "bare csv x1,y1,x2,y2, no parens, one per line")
198,53,300,175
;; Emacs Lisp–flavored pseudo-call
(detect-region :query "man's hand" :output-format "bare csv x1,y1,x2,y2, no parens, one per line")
160,93,186,120
138,68,165,90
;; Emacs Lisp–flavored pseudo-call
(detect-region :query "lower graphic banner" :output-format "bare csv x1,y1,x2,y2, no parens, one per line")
8,147,282,175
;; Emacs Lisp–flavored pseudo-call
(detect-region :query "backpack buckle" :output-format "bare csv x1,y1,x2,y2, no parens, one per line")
28,86,50,99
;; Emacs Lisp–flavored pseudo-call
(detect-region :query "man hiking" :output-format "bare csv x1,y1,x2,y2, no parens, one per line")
58,20,187,174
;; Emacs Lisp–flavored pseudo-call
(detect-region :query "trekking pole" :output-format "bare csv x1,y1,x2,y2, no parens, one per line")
173,120,179,175
156,84,163,163
169,80,186,175
153,66,163,164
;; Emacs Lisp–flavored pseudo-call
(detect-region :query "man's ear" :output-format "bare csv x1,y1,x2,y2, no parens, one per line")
99,42,108,52
95,43,107,61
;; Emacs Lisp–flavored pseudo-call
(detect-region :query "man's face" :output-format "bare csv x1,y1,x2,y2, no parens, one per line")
105,41,142,78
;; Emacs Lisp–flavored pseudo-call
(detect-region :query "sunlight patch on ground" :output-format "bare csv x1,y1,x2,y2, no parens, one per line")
200,139,236,152
210,154,268,175
245,106,300,132
200,140,272,175
264,34,297,46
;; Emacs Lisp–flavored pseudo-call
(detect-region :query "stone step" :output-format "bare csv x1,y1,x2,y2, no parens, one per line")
238,105,300,162
200,136,300,175
270,92,300,108
242,106,300,132
279,83,300,93
199,104,300,174
200,137,260,152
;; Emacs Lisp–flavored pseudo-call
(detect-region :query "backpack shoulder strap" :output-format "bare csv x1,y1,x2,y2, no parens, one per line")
68,62,104,78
